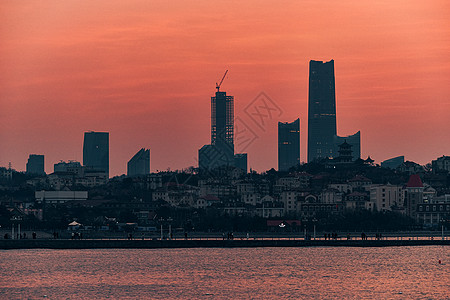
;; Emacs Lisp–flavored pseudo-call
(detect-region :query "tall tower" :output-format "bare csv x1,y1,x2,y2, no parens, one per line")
278,118,300,172
307,60,337,162
209,90,234,166
211,91,234,150
199,71,241,172
83,131,109,178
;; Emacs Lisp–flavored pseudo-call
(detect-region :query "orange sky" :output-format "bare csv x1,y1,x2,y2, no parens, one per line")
1,0,449,176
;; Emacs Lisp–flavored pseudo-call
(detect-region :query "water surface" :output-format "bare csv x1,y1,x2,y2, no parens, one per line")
0,246,448,299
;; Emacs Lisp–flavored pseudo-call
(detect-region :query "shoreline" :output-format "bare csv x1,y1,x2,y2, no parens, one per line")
1,239,449,250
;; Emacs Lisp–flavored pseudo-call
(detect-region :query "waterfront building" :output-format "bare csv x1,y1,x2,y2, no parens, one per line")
404,174,424,218
369,184,404,212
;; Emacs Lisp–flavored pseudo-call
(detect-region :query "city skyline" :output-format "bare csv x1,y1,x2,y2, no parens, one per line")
1,1,449,176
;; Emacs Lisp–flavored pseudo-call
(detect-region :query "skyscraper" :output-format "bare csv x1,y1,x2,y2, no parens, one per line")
83,131,109,178
211,91,234,161
307,60,337,162
127,148,150,177
199,89,235,170
26,154,45,175
278,118,300,172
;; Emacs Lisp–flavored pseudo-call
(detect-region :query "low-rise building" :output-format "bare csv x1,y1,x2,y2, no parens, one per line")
35,190,88,204
369,184,404,212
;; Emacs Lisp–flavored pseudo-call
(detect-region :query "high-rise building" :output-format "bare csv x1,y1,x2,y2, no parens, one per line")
211,91,235,165
83,131,109,178
234,153,248,173
26,154,45,175
278,118,300,172
211,91,234,147
127,148,150,177
307,60,337,162
199,89,235,170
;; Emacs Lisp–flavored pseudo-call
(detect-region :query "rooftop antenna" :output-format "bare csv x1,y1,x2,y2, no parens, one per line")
215,70,228,92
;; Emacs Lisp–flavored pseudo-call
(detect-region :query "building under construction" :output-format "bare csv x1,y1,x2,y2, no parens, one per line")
199,71,247,173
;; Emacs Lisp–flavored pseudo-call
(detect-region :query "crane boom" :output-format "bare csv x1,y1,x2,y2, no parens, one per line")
216,70,228,92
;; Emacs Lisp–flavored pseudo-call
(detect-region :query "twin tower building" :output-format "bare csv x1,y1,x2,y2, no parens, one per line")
199,59,361,173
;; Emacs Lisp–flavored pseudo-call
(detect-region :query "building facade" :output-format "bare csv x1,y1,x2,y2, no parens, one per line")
278,118,300,172
26,154,45,175
127,148,150,177
83,131,109,178
307,60,337,162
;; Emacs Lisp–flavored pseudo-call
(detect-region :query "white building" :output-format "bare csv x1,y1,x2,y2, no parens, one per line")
369,184,403,212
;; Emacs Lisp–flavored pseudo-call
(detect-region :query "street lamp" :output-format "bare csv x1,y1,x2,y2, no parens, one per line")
167,217,173,240
302,218,308,240
159,217,164,240
10,216,22,240
312,218,317,240
441,218,445,241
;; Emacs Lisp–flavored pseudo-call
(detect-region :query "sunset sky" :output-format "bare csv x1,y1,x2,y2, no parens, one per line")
1,0,449,176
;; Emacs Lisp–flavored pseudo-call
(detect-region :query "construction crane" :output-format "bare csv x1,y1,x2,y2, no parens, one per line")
216,70,228,92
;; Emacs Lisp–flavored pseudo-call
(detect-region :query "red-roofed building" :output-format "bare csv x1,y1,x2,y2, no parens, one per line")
405,174,424,218
406,174,423,188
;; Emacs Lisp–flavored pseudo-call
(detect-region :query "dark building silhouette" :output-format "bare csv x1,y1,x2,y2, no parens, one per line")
211,91,234,147
127,148,150,177
307,60,337,162
381,156,405,169
83,131,109,178
234,153,248,173
278,118,300,172
210,90,235,165
26,154,45,175
333,131,361,161
199,87,237,170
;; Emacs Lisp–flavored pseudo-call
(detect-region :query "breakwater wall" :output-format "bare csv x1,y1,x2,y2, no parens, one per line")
1,239,449,250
